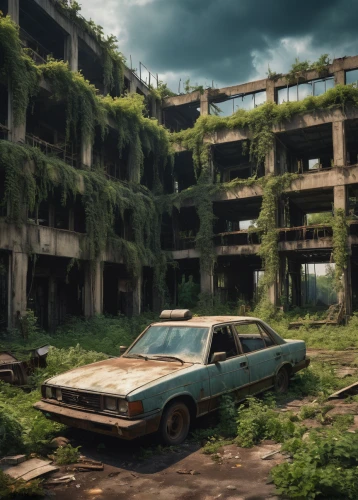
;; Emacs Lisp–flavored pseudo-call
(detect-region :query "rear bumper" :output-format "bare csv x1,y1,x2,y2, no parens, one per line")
292,358,310,374
33,400,161,440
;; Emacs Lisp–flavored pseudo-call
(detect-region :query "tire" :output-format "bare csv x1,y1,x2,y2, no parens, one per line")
160,401,190,445
275,367,289,393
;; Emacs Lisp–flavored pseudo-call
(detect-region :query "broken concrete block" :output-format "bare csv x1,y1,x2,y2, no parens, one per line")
0,455,26,465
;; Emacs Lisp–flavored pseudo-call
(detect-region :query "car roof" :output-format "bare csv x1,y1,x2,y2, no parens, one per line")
151,316,262,328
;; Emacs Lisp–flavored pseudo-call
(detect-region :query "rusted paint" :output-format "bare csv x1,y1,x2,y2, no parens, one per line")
46,357,192,397
34,401,160,439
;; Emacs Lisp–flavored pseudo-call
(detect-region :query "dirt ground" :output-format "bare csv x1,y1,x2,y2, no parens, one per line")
42,349,358,500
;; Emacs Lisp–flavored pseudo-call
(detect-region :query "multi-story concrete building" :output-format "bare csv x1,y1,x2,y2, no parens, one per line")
0,0,163,331
162,56,358,318
1,0,358,332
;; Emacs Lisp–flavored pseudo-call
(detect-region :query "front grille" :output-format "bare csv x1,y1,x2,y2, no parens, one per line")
61,389,101,410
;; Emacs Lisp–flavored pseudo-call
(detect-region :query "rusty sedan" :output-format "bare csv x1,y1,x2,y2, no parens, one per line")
34,310,310,445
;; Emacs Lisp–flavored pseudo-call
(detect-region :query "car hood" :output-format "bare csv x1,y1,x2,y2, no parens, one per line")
46,357,192,397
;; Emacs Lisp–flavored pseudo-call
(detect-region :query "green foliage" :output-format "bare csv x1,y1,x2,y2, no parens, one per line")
271,430,358,499
43,344,107,379
40,59,106,144
178,275,200,308
307,212,333,225
236,397,303,448
217,394,238,437
0,15,40,126
57,1,125,96
0,382,64,455
54,444,81,465
0,470,43,499
0,408,24,456
332,208,348,291
183,79,204,95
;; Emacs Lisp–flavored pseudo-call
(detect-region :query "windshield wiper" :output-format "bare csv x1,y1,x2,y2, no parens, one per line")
151,355,184,365
125,354,149,361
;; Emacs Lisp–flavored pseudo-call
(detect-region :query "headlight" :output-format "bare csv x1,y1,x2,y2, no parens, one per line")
104,397,118,412
45,386,56,399
56,388,62,401
118,399,129,414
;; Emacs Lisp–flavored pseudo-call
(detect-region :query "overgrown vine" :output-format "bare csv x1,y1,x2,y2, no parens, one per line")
332,208,348,291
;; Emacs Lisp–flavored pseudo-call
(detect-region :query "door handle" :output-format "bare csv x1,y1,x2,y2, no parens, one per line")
240,362,247,367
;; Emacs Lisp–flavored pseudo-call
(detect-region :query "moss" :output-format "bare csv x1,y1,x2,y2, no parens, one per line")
332,208,348,291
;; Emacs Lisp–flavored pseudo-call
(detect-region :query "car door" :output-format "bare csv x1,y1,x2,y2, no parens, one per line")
206,324,250,408
234,321,282,395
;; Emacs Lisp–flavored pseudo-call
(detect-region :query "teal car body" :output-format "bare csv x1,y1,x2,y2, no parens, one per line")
34,314,310,444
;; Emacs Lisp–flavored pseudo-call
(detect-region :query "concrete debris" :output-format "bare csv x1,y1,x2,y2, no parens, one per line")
46,475,76,485
69,463,104,472
261,450,281,460
0,455,26,465
1,458,59,482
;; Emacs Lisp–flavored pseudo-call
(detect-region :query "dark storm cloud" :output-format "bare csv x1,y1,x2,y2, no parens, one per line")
118,0,358,86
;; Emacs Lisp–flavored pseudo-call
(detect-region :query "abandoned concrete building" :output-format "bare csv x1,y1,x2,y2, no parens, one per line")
1,0,358,331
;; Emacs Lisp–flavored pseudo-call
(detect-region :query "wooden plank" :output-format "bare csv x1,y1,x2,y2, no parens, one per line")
3,458,58,481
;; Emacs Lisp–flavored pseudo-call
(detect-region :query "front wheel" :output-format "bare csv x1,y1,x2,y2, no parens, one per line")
275,367,289,393
160,401,190,445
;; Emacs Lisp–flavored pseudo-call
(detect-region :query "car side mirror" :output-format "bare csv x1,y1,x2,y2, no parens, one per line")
119,346,128,355
211,352,227,363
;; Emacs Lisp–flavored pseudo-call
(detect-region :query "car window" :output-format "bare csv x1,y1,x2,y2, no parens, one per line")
208,325,239,362
234,322,274,353
126,325,209,363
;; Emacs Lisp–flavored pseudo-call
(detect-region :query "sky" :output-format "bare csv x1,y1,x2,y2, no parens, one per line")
79,0,358,92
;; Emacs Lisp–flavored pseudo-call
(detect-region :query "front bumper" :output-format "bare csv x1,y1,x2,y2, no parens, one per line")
33,400,161,440
292,357,310,374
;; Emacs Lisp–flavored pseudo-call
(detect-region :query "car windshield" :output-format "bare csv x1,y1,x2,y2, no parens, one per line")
126,325,209,363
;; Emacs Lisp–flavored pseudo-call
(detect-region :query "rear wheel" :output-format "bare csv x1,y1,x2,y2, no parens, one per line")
160,401,190,445
275,367,289,393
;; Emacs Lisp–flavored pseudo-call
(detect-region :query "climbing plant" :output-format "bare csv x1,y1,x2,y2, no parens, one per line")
332,208,348,291
40,59,107,145
0,14,40,126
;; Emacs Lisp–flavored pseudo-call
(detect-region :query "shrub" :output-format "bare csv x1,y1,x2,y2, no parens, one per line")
236,397,303,448
271,430,358,499
54,444,81,465
0,409,24,456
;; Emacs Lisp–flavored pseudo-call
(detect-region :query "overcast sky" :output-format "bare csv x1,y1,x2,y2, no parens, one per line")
79,0,358,92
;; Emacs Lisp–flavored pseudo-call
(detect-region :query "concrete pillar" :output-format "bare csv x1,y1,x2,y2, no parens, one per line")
64,31,78,72
200,90,210,116
200,268,214,295
132,273,142,316
129,78,137,94
334,185,351,314
334,70,345,86
334,185,347,213
128,146,140,183
84,260,103,317
81,138,92,168
8,84,26,143
268,281,278,307
10,252,28,327
8,0,19,23
332,120,346,167
265,139,276,175
266,80,276,103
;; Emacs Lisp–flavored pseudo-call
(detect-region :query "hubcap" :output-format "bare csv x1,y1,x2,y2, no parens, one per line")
167,409,184,439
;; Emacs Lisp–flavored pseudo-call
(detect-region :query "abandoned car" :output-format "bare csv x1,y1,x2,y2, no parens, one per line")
34,311,310,445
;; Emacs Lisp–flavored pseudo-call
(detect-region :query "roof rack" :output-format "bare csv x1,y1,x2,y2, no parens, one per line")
159,309,193,321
